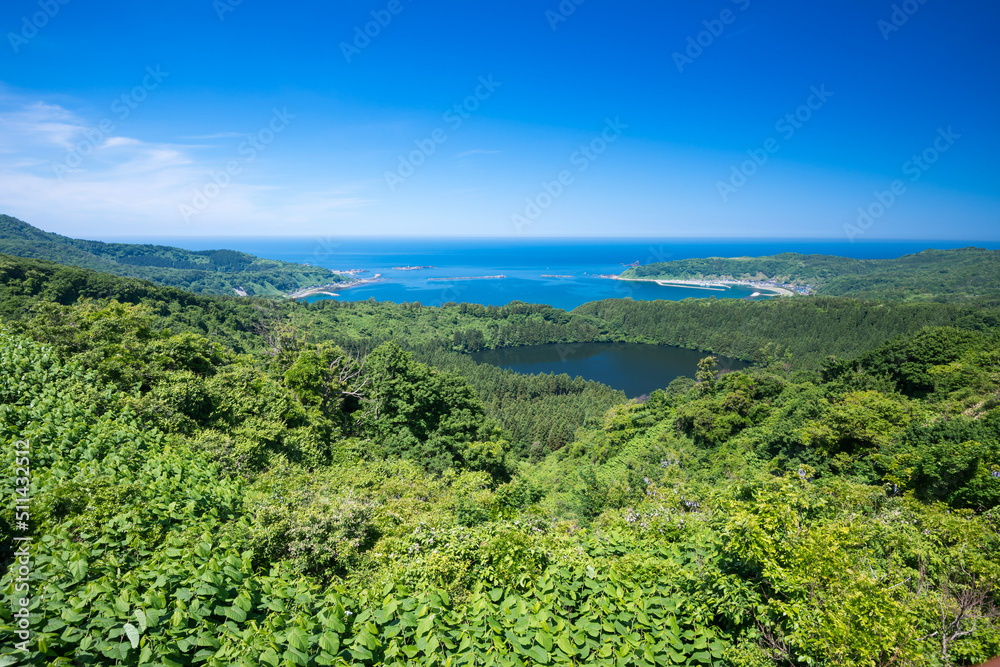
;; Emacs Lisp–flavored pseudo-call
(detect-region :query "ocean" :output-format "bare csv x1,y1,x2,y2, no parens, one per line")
108,237,1000,310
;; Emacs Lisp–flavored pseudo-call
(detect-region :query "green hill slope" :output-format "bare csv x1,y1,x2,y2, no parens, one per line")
0,214,347,297
1,274,998,664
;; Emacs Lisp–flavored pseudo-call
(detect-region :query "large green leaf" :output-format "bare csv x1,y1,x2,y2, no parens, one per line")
319,632,340,654
68,558,88,582
123,622,140,649
525,645,550,664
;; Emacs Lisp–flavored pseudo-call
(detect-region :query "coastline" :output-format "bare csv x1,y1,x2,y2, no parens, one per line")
653,281,728,292
286,269,800,301
611,275,797,297
288,273,383,299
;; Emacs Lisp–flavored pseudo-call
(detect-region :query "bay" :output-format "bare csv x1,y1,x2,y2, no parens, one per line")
104,236,1000,310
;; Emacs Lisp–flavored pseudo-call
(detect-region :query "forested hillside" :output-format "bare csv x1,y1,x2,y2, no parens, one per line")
622,247,1000,301
0,216,345,297
294,295,1000,369
3,254,999,456
1,255,999,665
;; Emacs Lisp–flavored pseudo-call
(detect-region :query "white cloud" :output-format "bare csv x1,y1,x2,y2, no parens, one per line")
0,89,376,237
179,131,244,140
102,136,142,148
0,100,82,153
455,149,501,158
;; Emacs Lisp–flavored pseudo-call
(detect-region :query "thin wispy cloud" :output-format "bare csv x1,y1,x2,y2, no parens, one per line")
102,136,143,148
180,131,245,140
0,90,375,236
0,100,82,153
456,149,501,159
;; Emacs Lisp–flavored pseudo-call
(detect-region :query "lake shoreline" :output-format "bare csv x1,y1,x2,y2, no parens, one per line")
472,341,751,398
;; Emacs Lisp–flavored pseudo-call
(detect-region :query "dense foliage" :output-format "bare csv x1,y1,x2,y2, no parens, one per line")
0,216,345,297
0,253,999,665
623,248,1000,301
296,294,1000,370
415,348,627,461
2,253,999,458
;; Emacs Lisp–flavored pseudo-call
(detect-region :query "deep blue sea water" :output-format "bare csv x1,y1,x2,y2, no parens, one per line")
108,237,1000,311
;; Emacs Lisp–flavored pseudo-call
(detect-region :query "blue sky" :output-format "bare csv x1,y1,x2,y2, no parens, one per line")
1,0,998,239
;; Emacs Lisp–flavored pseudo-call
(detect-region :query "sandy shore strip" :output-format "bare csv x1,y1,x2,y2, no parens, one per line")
740,283,794,297
654,281,728,291
335,274,382,290
288,274,382,298
288,286,342,298
611,275,795,297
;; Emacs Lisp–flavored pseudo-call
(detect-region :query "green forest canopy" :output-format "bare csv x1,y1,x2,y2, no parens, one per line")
3,252,1000,459
0,250,998,665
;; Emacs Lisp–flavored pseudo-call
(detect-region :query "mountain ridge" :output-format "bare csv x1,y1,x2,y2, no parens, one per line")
0,214,348,297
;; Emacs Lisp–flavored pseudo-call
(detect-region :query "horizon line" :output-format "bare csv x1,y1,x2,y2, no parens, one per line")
95,235,1000,243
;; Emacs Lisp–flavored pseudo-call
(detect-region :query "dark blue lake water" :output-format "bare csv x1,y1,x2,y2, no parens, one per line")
471,342,751,398
106,236,1000,310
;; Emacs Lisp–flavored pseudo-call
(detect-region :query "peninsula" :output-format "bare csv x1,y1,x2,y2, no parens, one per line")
0,215,347,297
617,248,1000,301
